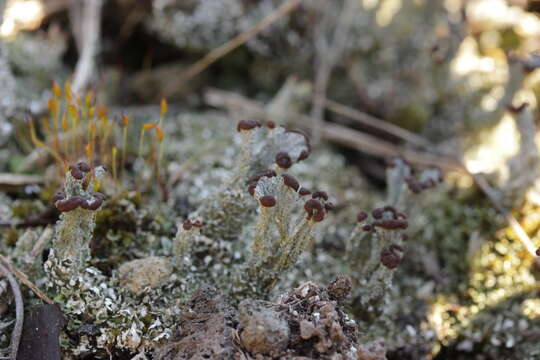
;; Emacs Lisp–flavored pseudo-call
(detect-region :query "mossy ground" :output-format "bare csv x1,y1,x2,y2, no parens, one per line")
2,109,538,359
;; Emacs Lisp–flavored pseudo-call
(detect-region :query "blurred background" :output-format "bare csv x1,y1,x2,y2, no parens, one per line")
1,0,540,180
2,0,540,359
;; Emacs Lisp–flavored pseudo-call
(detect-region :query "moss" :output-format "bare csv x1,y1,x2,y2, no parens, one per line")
11,201,40,218
4,227,19,247
38,186,57,204
389,103,430,132
498,28,522,52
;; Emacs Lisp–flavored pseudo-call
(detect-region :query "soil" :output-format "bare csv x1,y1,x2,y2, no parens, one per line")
155,275,385,360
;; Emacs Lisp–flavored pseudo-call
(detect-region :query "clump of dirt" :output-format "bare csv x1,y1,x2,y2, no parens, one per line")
238,299,290,357
155,276,387,359
271,276,365,359
154,285,239,359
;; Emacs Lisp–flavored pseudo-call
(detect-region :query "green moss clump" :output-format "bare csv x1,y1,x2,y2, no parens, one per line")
389,103,430,132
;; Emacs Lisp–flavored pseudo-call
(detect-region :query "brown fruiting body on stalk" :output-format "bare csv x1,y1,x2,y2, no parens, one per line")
304,199,324,222
311,191,328,201
275,152,292,169
281,174,299,191
260,195,277,208
380,246,402,269
356,211,368,222
69,165,84,180
237,120,261,132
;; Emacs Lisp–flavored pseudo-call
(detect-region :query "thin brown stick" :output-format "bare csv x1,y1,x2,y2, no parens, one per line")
470,173,538,258
30,226,54,260
0,173,43,187
0,262,23,360
171,0,303,90
324,98,434,149
321,123,463,171
205,88,463,171
0,255,54,305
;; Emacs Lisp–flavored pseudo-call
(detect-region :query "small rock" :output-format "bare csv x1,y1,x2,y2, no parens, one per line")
118,256,173,295
328,320,345,344
239,299,290,356
356,339,386,360
300,319,317,340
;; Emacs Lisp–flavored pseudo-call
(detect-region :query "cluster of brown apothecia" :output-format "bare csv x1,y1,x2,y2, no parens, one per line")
247,170,334,223
52,162,106,212
182,219,203,231
355,205,408,270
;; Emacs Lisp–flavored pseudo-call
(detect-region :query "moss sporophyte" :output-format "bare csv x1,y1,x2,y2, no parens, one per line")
28,82,169,192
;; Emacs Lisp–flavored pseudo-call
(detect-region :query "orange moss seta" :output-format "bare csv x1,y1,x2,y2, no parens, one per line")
28,82,171,192
142,123,157,130
155,127,164,142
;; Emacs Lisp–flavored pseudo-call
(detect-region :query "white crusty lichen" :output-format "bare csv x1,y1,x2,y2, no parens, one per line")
45,162,107,281
53,265,186,355
35,117,384,356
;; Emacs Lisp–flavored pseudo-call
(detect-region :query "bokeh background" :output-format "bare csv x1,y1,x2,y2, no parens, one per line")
2,0,540,359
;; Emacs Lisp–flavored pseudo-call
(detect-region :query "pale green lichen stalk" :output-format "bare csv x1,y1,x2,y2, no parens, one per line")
45,163,106,281
348,158,442,319
245,172,332,293
193,120,310,242
172,219,203,267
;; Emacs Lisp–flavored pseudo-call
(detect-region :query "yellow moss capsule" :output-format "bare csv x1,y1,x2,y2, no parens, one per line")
85,90,93,108
68,104,78,119
156,127,164,142
160,98,168,116
61,114,68,132
142,123,157,130
122,114,129,126
64,82,72,102
52,82,62,99
97,106,107,120
48,98,59,116
86,142,93,160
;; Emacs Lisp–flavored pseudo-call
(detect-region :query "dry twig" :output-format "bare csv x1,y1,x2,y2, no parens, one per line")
0,173,43,192
0,255,53,305
323,98,434,150
167,0,303,94
0,262,23,360
205,88,462,171
30,226,54,260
